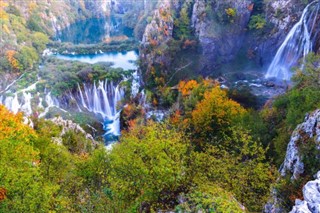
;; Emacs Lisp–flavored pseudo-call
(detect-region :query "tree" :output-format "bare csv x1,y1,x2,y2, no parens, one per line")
16,46,38,70
0,105,53,212
108,121,190,210
6,50,20,71
189,127,275,212
176,183,246,212
292,52,320,88
173,2,192,40
191,86,246,144
32,32,49,53
248,14,266,30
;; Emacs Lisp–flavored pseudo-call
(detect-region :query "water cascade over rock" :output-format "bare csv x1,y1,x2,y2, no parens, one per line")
76,80,125,140
265,1,320,81
0,82,60,116
0,79,129,141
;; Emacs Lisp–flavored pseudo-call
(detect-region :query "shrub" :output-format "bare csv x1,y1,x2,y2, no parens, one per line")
249,14,266,30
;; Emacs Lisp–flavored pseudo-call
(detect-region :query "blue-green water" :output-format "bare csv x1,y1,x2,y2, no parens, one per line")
55,17,133,44
56,50,138,70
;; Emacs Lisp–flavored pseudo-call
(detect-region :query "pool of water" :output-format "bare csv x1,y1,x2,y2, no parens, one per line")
55,17,133,44
56,50,138,70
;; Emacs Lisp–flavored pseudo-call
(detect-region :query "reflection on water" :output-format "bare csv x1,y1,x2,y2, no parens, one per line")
56,51,138,70
55,17,133,44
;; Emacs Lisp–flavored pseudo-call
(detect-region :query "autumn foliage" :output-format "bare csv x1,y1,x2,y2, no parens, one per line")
191,85,246,139
0,105,36,142
178,80,199,96
6,50,20,70
0,0,8,20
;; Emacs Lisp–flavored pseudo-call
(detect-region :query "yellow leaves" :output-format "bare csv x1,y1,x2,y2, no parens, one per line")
0,0,8,8
178,80,199,96
0,9,8,20
28,2,37,13
2,24,9,34
0,105,37,143
191,86,246,137
6,50,20,70
155,76,165,86
225,8,236,17
0,0,8,20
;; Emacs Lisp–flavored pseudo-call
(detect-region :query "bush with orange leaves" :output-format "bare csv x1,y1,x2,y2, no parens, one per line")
177,79,218,114
191,86,246,140
178,80,199,97
0,187,7,201
122,102,145,131
6,50,20,71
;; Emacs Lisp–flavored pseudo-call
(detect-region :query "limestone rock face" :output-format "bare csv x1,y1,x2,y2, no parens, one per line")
141,0,173,45
191,0,252,74
281,110,320,179
140,0,174,74
51,116,95,143
290,172,320,213
265,109,320,213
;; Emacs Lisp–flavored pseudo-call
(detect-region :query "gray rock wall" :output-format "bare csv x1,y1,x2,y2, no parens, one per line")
265,109,320,213
191,0,252,74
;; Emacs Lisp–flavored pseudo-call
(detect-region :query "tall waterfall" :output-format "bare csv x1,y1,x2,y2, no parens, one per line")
76,80,125,138
265,1,320,81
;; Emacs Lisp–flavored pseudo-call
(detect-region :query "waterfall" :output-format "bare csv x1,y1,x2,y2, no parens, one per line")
1,82,38,115
104,17,111,40
131,70,140,97
0,69,139,143
265,1,320,81
76,80,125,137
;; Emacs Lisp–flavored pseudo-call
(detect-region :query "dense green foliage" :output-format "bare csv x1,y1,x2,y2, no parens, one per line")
0,79,276,212
39,57,133,97
258,53,320,210
249,14,266,30
0,2,50,73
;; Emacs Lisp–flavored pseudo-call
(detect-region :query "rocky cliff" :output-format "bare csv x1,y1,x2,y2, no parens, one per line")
290,171,320,213
191,0,252,74
139,0,174,80
266,109,320,212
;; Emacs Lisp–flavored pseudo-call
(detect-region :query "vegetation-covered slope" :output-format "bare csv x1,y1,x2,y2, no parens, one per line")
1,0,320,212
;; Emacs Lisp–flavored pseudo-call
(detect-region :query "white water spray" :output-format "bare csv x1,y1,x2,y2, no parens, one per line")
76,80,125,136
265,1,320,81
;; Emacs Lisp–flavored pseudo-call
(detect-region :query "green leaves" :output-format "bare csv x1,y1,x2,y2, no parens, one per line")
249,15,266,30
108,121,189,210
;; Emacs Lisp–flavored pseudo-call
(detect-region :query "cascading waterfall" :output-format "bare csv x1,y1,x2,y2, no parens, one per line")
0,86,60,117
0,78,126,140
265,1,320,81
104,17,111,40
1,82,40,115
76,80,125,138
